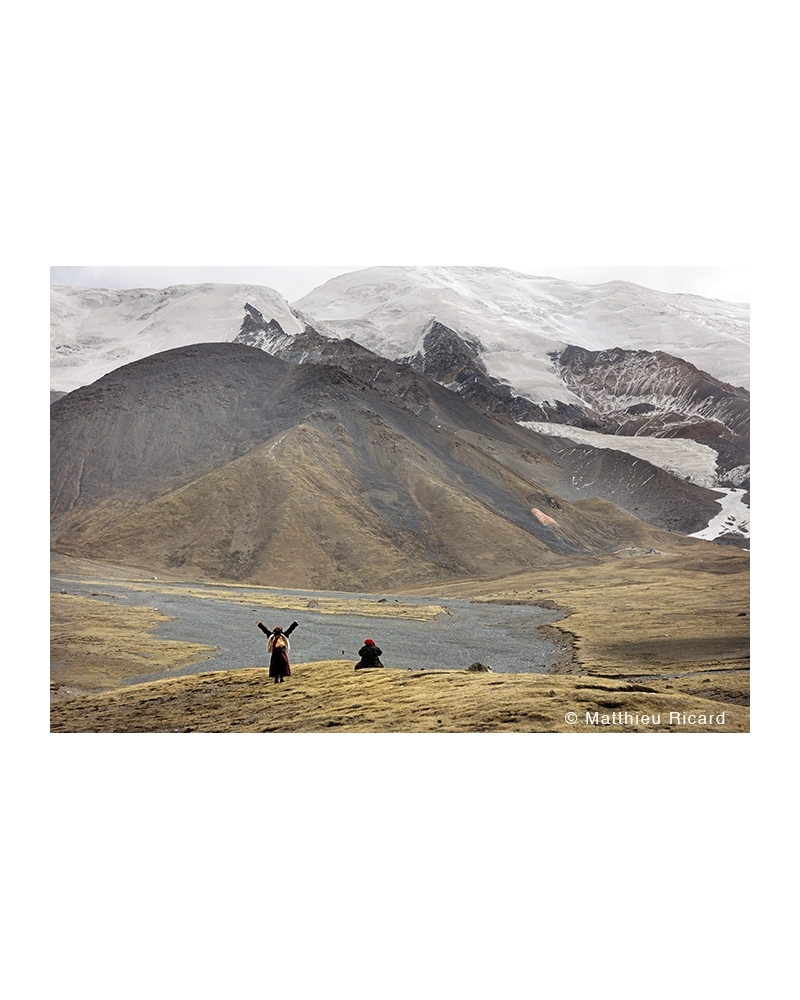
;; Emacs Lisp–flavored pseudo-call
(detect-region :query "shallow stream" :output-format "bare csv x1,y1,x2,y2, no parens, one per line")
51,576,567,684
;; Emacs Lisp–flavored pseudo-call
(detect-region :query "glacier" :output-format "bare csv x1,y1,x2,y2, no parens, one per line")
293,266,750,397
521,421,720,487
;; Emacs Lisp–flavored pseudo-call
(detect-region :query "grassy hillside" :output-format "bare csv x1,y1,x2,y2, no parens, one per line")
50,538,749,734
52,342,728,591
408,521,750,680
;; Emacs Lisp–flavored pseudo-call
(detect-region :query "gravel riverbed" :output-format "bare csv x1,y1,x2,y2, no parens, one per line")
52,575,568,684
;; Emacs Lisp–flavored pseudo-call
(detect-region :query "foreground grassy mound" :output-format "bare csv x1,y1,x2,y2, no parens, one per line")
50,658,748,733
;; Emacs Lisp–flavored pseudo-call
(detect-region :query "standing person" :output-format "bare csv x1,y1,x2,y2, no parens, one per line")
355,638,384,670
257,620,299,683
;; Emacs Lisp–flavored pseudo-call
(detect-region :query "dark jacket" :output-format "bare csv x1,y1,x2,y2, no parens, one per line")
257,621,299,677
355,643,384,670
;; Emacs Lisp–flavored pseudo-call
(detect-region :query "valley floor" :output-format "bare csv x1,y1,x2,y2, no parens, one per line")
49,541,750,734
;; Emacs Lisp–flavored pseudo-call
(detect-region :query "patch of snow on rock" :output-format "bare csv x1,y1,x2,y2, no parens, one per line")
689,489,750,541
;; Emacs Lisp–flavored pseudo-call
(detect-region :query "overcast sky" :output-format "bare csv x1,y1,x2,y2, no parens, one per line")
50,265,749,304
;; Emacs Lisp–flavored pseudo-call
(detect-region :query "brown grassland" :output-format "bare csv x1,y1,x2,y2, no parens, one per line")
50,538,749,734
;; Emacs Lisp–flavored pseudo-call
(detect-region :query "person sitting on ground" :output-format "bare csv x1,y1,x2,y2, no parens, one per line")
355,638,384,670
257,620,299,683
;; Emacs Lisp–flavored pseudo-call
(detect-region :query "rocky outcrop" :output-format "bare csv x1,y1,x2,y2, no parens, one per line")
552,346,750,487
400,320,593,426
235,303,289,349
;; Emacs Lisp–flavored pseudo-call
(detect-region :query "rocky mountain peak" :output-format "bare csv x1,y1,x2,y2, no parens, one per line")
401,319,487,380
236,303,289,349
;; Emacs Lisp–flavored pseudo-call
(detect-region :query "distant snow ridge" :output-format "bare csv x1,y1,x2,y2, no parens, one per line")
51,268,749,400
50,283,303,393
292,265,750,395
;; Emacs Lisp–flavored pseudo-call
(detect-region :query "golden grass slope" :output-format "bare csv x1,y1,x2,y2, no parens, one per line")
410,525,750,680
54,423,569,589
50,659,748,734
53,413,700,592
50,593,215,697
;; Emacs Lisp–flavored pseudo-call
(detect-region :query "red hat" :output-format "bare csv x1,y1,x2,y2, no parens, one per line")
364,638,374,645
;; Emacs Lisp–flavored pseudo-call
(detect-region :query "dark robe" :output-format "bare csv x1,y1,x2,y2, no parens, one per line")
355,644,384,669
257,621,298,677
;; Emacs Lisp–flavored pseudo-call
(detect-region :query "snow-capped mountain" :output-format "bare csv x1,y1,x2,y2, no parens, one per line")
291,266,750,395
50,267,750,544
51,268,749,398
50,283,303,393
249,267,749,492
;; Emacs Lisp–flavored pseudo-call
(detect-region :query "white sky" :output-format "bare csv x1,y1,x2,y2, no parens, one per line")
49,265,749,304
